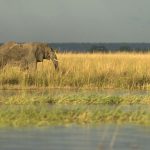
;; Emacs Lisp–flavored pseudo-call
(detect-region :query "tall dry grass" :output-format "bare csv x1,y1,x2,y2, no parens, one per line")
1,52,150,89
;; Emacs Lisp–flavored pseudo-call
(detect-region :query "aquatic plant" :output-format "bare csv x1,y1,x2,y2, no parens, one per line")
0,93,149,127
1,93,150,105
0,104,149,127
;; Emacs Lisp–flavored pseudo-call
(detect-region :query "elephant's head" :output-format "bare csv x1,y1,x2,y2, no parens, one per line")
44,47,59,71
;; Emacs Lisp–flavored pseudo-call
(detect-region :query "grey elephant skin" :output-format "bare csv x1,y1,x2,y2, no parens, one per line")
0,41,59,70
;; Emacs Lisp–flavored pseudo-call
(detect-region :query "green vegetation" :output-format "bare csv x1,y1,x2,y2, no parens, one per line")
0,105,149,127
1,93,150,105
0,93,149,127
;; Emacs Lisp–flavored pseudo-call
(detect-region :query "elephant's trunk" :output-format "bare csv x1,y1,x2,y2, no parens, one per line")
53,58,59,71
50,48,59,71
51,54,59,71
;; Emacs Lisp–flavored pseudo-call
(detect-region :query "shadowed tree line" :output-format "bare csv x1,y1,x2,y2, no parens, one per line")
49,43,150,53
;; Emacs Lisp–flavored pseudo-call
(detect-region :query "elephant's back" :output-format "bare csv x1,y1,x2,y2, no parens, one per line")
0,42,50,61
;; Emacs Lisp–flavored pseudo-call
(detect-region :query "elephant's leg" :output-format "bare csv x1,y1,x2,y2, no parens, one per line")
35,52,44,70
35,60,37,70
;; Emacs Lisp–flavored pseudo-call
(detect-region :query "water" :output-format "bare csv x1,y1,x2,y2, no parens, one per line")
1,88,150,97
0,89,150,150
0,125,150,150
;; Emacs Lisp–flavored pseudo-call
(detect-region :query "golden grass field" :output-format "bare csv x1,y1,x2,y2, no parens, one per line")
1,52,150,89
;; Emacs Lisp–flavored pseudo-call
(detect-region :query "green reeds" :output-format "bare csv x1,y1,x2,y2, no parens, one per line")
0,94,149,127
0,104,149,127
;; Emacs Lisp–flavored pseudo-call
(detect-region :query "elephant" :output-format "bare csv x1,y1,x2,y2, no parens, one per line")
34,43,59,70
0,42,59,70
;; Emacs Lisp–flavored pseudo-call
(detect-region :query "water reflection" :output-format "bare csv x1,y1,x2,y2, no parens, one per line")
0,125,149,150
1,88,150,97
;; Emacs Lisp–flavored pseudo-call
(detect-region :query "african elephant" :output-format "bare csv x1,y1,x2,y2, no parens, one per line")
34,44,59,70
0,42,59,70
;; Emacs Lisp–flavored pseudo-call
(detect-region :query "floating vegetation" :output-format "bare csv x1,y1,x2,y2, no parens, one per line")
0,104,149,127
0,93,149,127
0,93,150,105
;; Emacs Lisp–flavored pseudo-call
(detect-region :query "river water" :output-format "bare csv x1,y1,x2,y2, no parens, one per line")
0,125,150,150
0,88,150,97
